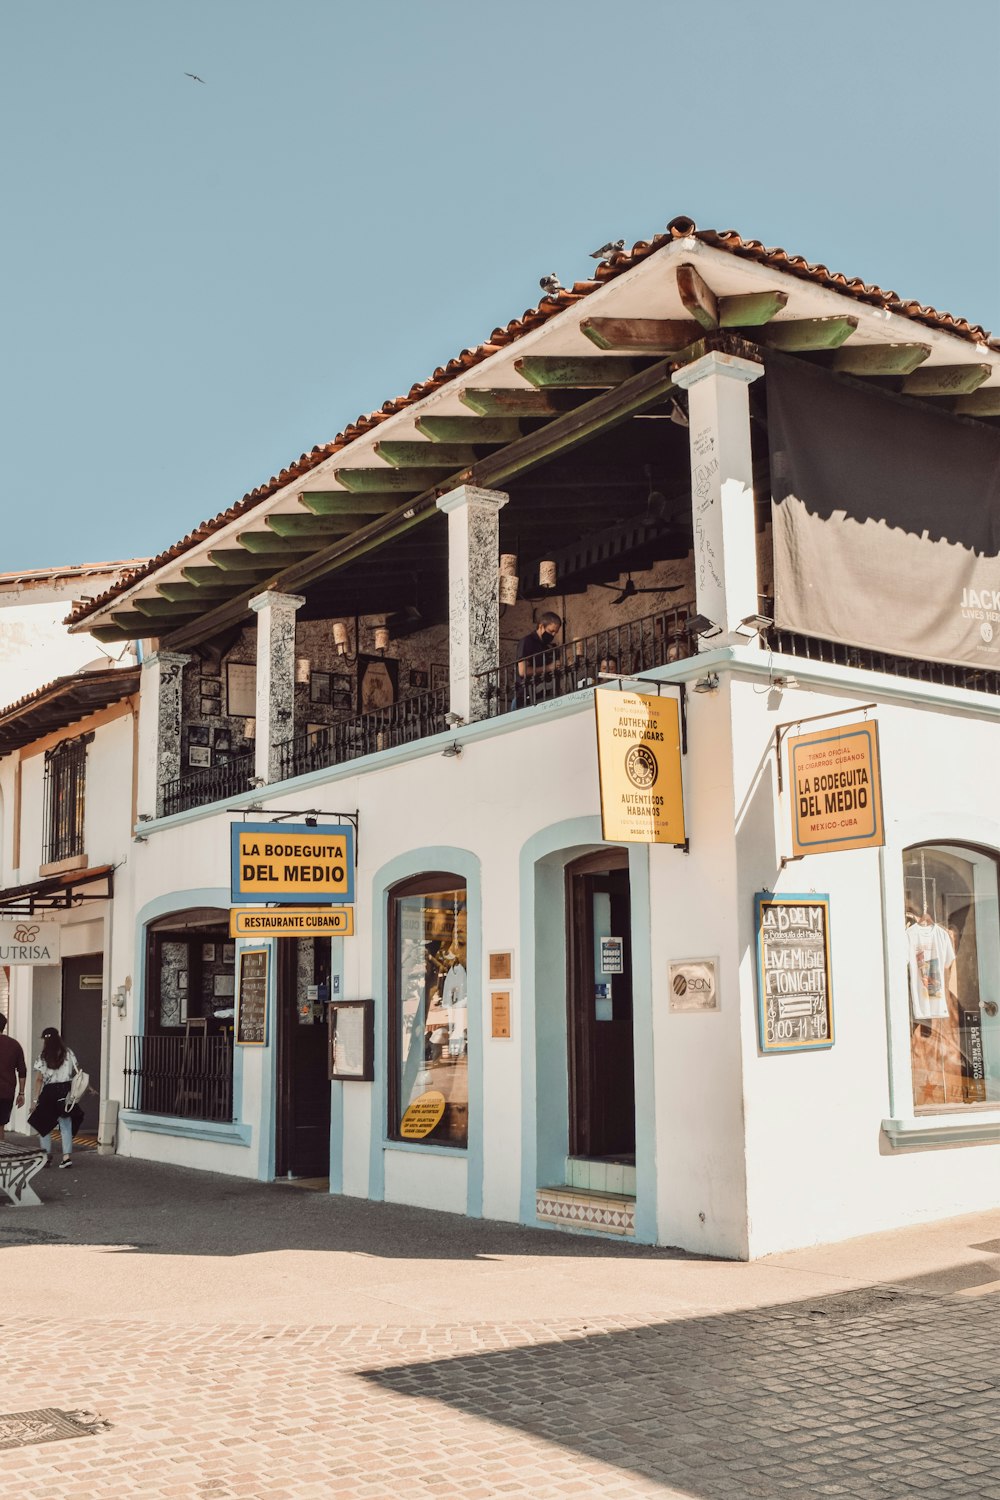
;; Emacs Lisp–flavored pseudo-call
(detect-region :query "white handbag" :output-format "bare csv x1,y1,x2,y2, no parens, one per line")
63,1068,89,1112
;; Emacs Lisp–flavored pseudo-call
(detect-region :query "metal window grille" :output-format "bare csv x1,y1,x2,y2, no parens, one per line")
123,1033,234,1122
42,736,89,863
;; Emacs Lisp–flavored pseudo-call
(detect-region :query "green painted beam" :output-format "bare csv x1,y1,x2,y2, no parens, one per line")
676,263,719,330
902,364,992,397
266,513,359,539
133,596,204,618
954,388,1000,416
513,355,646,389
183,565,244,586
110,610,196,637
373,440,478,469
208,549,292,572
580,317,703,352
334,468,430,493
460,388,584,416
298,491,402,516
415,415,523,445
831,343,931,376
157,581,235,603
236,530,312,556
757,316,858,351
718,290,789,327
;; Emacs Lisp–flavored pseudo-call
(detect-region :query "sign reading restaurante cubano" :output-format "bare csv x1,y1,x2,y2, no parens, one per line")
229,907,355,938
594,690,685,845
787,719,884,857
0,921,61,966
230,822,355,905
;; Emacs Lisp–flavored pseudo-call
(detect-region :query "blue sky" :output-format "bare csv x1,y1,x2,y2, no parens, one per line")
2,0,997,571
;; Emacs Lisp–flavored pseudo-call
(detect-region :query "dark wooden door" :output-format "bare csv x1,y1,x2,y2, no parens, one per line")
61,953,102,1133
566,854,635,1160
276,938,331,1178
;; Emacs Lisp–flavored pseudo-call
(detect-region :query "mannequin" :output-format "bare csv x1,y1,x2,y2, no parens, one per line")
906,883,960,1104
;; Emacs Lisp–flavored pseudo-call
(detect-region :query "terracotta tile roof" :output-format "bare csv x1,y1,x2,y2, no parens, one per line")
0,664,140,756
68,217,995,627
0,559,147,588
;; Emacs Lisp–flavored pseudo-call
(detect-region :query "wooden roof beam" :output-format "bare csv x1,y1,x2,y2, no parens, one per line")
157,581,236,603
830,343,931,376
756,317,858,351
415,415,523,445
334,467,439,494
581,318,703,353
718,289,789,327
237,531,313,557
514,356,648,389
954,388,1000,416
677,263,719,330
373,441,479,469
902,364,991,397
460,388,585,416
298,491,402,517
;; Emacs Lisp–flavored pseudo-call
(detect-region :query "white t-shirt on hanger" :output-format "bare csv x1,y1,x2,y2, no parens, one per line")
906,922,954,1021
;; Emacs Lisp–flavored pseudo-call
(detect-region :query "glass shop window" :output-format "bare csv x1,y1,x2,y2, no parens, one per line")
145,908,237,1038
903,844,1000,1109
389,874,468,1148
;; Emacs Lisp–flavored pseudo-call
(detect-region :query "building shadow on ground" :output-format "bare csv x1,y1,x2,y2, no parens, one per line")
360,1282,1000,1500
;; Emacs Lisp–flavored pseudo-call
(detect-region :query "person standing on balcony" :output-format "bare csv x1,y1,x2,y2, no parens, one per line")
28,1027,84,1170
0,1014,27,1142
515,612,563,707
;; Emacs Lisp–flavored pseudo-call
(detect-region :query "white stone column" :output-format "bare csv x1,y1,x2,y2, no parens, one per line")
250,591,305,784
436,484,509,723
673,350,764,645
137,650,190,819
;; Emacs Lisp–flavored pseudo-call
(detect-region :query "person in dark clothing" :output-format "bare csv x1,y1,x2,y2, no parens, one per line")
28,1026,84,1170
515,612,563,706
0,1014,27,1142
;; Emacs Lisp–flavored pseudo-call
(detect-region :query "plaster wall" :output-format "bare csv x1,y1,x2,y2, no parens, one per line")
0,593,131,707
15,714,135,881
728,674,1000,1258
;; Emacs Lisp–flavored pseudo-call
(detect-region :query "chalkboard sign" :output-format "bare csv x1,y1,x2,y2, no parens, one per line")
235,947,269,1046
754,894,833,1053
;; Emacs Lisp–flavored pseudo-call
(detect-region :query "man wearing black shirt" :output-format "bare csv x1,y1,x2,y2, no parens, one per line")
0,1013,27,1142
515,612,562,706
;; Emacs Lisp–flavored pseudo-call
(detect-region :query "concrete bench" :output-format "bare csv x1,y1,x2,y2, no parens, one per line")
0,1141,47,1206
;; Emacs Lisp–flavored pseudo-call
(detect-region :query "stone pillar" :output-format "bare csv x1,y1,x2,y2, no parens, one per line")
672,350,764,645
436,484,509,724
250,591,305,784
137,650,190,820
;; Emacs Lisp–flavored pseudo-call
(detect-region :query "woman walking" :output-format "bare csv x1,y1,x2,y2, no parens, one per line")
28,1026,84,1170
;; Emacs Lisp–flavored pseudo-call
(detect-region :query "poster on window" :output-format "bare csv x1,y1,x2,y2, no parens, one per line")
754,894,833,1053
769,354,1000,671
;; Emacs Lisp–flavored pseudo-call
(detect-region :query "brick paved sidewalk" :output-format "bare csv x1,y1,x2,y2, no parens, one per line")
4,1286,1000,1500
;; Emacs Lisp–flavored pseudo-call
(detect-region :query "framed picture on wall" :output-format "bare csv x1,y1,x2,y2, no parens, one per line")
310,671,331,704
409,668,429,690
188,725,210,747
431,663,449,691
200,698,220,717
226,661,257,717
201,677,221,697
357,655,399,714
188,745,211,768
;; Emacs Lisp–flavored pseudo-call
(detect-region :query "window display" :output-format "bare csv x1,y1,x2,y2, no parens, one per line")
903,845,999,1108
389,876,468,1147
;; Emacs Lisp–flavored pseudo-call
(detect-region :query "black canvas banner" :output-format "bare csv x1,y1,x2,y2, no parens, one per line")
768,356,1000,669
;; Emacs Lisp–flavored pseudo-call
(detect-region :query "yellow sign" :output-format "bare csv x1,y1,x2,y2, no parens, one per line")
229,907,356,938
789,719,884,857
231,821,354,904
594,689,685,845
399,1090,446,1139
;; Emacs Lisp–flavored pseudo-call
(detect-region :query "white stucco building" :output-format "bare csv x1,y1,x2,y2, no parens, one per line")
28,218,1000,1258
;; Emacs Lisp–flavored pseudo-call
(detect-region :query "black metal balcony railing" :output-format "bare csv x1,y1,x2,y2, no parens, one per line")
277,685,450,782
123,1033,234,1123
764,625,1000,698
161,751,256,818
476,604,696,718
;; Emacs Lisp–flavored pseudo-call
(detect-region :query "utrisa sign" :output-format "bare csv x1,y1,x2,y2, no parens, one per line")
0,921,61,965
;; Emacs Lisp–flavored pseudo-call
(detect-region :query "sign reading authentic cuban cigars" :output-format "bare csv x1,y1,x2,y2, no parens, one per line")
0,921,60,966
230,821,354,905
788,719,884,857
594,690,685,846
229,907,355,938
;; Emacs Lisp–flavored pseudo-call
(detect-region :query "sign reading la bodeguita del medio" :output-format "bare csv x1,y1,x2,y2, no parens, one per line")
788,719,884,858
594,689,685,846
230,822,355,905
0,921,61,966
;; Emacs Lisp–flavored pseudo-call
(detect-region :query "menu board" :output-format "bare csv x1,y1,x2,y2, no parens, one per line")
235,948,269,1046
754,895,833,1053
328,999,374,1081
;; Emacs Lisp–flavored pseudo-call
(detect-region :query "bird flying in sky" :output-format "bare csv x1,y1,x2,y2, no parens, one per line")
184,72,206,84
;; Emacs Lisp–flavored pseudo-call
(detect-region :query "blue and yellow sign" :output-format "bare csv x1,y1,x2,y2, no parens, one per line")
230,821,355,905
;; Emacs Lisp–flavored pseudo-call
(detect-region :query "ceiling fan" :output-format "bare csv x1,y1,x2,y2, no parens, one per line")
593,574,684,606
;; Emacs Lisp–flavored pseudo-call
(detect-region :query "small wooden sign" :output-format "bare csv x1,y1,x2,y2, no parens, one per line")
488,951,513,982
235,947,269,1046
788,719,884,857
491,991,512,1039
230,906,355,938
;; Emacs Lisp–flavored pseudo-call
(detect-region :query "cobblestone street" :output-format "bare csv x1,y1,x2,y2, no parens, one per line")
2,1155,999,1499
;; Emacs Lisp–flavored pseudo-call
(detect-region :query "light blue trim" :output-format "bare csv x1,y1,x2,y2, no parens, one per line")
368,846,483,1215
882,1113,1000,1148
327,936,346,1194
134,887,248,1139
120,1111,252,1146
517,817,659,1244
